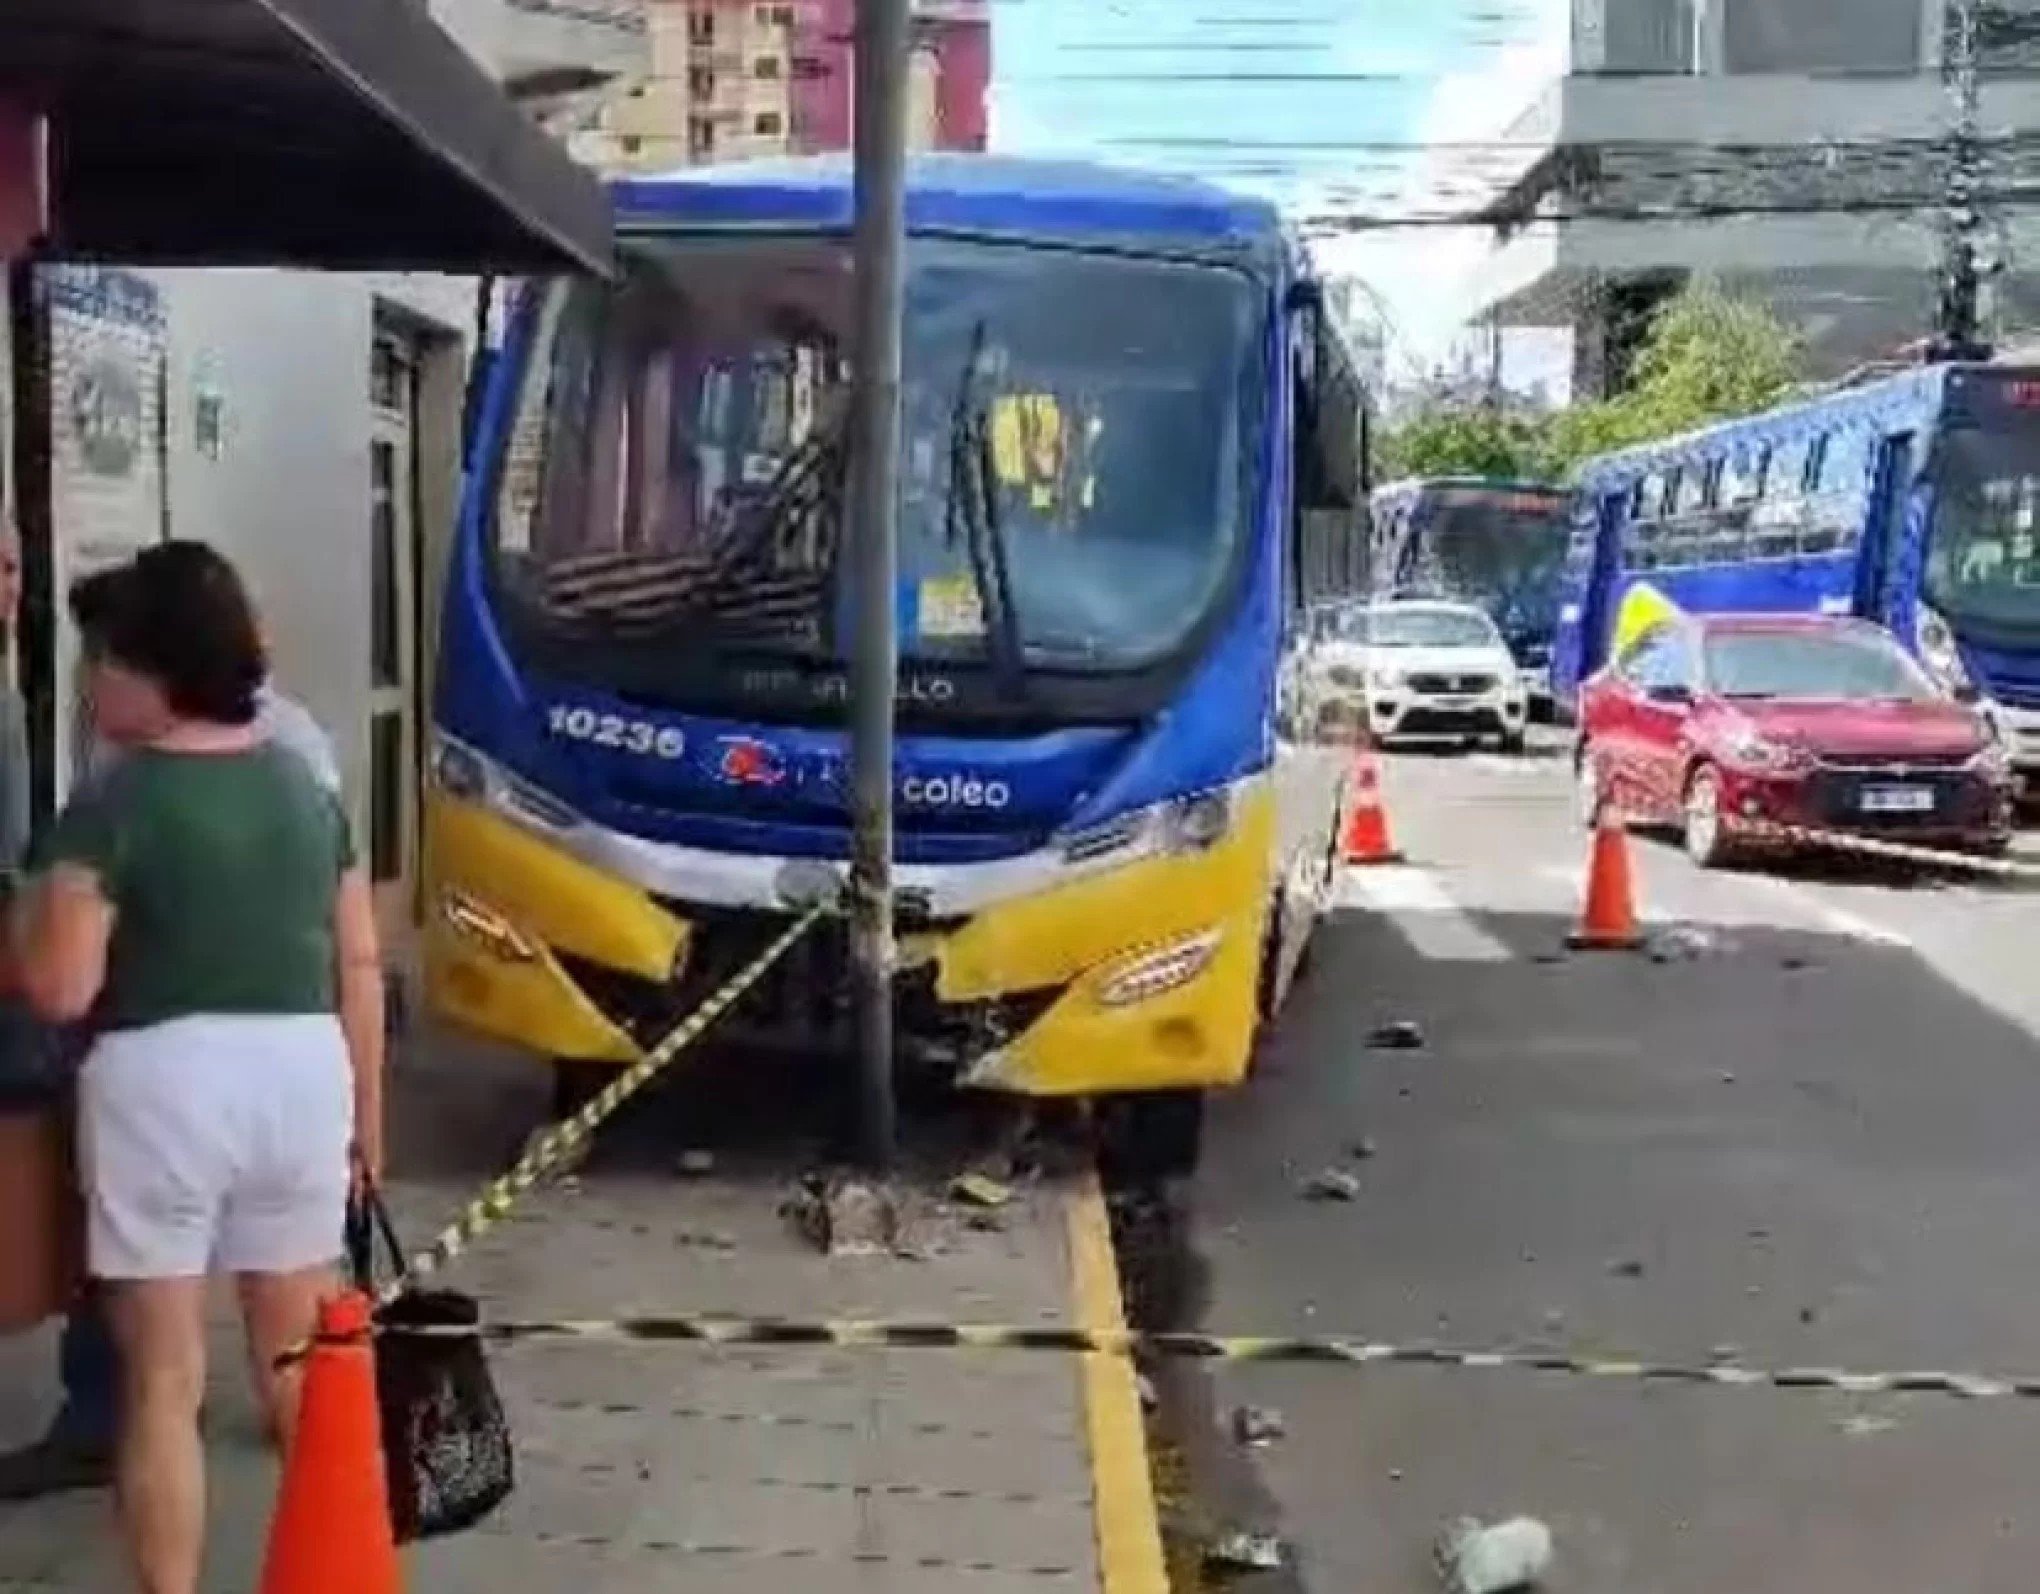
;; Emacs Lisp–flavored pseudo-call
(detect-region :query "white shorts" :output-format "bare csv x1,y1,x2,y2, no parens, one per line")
80,1014,352,1280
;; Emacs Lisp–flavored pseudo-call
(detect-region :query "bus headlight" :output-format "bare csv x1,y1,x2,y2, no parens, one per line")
1162,790,1232,853
432,736,488,800
1095,929,1221,1009
1917,604,1971,690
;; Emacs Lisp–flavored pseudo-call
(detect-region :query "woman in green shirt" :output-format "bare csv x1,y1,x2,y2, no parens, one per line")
10,543,384,1594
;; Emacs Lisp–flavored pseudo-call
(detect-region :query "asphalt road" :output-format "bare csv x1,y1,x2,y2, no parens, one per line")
1141,731,2040,1594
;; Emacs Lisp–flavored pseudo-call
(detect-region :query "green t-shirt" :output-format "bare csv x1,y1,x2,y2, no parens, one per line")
40,746,356,1031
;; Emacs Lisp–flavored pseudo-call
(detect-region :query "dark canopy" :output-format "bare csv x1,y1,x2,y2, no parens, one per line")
1,0,614,274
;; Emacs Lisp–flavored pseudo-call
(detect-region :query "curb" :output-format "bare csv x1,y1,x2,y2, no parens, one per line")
1065,1171,1170,1594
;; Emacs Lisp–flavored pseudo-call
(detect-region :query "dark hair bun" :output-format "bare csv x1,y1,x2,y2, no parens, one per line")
101,541,265,726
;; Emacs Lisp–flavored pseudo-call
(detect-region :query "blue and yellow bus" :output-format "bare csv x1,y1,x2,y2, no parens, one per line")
1368,477,1571,699
1555,362,2040,786
422,156,1365,1166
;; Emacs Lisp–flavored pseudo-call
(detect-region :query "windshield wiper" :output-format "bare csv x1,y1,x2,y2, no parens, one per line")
946,321,1026,690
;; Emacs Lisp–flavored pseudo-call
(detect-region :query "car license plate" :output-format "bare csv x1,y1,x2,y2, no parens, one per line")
1860,785,1934,814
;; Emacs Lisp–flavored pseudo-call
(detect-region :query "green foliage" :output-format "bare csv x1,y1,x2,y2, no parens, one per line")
1377,403,1549,482
1547,283,1804,468
1378,283,1806,485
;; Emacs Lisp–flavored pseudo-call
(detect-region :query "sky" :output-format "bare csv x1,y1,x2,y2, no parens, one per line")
986,0,1572,380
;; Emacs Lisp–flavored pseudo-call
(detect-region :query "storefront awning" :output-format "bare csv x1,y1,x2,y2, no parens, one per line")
0,0,614,275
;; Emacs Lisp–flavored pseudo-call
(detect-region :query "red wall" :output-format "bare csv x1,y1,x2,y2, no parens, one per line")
0,99,44,260
792,0,989,155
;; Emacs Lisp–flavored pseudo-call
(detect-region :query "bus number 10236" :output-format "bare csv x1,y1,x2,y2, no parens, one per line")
546,704,686,759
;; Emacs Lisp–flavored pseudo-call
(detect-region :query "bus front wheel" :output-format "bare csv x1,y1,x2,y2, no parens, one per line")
1095,1089,1206,1183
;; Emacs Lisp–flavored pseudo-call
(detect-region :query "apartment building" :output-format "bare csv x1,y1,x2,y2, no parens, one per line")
790,0,991,154
4,0,636,944
598,1,795,173
1463,0,2040,396
593,0,989,174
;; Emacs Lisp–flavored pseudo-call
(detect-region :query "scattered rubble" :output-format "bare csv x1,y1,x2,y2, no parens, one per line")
1301,1167,1363,1202
950,1171,1015,1209
1230,1405,1286,1447
1435,1515,1553,1594
1648,924,1725,963
1368,1020,1426,1050
1204,1529,1287,1573
781,1174,899,1256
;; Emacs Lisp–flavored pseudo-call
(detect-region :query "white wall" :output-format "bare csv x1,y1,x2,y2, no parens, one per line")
140,270,470,842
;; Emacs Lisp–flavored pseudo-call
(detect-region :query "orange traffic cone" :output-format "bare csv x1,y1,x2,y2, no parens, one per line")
1340,743,1404,865
258,1292,401,1594
1568,809,1644,951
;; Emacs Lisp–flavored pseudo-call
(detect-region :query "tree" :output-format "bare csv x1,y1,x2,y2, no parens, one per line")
1378,402,1549,482
1374,284,1806,485
1546,283,1804,468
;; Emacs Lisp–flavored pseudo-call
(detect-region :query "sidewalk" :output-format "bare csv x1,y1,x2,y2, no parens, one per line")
0,1027,1161,1592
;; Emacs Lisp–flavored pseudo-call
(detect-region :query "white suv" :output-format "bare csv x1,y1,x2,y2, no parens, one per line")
1312,599,1530,752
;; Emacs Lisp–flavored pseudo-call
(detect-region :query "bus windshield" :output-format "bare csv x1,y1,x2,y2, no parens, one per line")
491,235,1258,699
1424,493,1570,623
1927,424,2040,632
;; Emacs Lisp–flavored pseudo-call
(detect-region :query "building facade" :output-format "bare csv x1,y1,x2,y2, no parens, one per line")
790,0,990,155
1464,0,2040,396
591,0,989,173
4,0,630,945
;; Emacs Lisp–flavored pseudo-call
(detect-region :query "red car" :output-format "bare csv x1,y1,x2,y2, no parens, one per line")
1576,613,2016,867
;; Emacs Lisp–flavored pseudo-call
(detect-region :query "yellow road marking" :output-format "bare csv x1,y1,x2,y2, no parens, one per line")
1065,1170,1170,1594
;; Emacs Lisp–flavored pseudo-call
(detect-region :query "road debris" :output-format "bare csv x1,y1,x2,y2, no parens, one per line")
951,1171,1014,1209
1204,1529,1287,1573
1609,1257,1647,1279
1230,1404,1287,1447
1349,1136,1380,1161
673,1149,716,1177
1301,1167,1363,1202
782,1174,898,1256
1435,1515,1553,1594
1656,923,1729,962
1368,1020,1426,1050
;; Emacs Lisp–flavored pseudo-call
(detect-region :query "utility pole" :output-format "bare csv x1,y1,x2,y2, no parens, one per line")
1935,0,1992,361
845,0,911,1169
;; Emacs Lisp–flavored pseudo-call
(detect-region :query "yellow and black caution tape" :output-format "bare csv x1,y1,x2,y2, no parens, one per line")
385,904,826,1306
374,1310,2040,1403
1726,816,2033,879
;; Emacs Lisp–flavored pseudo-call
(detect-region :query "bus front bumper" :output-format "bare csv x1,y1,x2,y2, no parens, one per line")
421,785,1277,1098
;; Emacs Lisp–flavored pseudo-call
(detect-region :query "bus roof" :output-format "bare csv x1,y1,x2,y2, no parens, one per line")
1566,361,2040,491
609,153,1291,271
1370,476,1566,502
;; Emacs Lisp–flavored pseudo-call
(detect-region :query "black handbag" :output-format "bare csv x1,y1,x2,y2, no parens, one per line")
345,1182,515,1544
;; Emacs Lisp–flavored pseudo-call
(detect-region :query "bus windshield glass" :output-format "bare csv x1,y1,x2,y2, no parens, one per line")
490,235,1258,696
1424,491,1570,620
1928,424,2040,632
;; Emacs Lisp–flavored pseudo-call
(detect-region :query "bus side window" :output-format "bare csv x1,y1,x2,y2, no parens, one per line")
1802,435,1830,495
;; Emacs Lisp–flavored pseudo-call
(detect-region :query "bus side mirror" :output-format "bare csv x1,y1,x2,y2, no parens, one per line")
1953,681,1982,705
